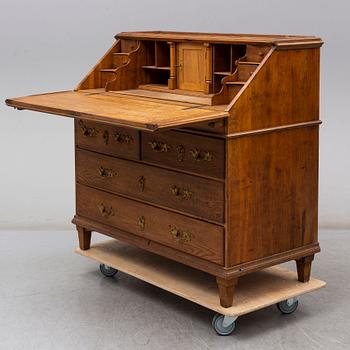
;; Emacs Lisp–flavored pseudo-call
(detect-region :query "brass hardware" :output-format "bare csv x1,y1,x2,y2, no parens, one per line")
97,203,114,217
174,63,182,68
190,148,214,162
169,226,191,243
170,227,180,239
171,185,192,200
79,120,98,137
138,216,145,230
148,140,171,152
176,145,185,162
114,132,133,144
97,166,116,178
181,231,191,243
182,189,193,199
171,185,181,196
138,176,145,191
103,130,109,145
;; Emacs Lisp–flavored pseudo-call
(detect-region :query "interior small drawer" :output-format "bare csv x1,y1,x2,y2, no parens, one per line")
75,119,139,160
76,184,224,265
181,118,226,134
141,130,225,179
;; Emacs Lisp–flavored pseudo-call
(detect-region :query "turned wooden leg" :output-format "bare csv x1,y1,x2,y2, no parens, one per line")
216,277,238,308
77,226,92,250
296,255,314,282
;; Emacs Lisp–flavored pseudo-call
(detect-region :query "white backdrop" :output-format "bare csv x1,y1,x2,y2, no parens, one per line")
0,0,349,229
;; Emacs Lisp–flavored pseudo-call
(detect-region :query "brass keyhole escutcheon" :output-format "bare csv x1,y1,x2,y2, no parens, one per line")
138,176,145,192
176,145,185,162
103,130,109,145
138,216,145,230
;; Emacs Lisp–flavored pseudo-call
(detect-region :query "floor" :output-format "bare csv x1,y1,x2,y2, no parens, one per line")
0,230,349,350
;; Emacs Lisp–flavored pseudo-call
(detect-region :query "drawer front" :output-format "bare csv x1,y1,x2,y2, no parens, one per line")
76,149,224,223
75,119,139,160
76,184,224,265
141,130,225,178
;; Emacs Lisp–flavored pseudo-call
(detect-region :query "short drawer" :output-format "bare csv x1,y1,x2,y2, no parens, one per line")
75,119,139,160
141,130,225,178
76,184,224,265
76,149,224,223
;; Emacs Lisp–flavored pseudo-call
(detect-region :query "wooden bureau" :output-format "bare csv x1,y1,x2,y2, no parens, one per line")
6,31,323,308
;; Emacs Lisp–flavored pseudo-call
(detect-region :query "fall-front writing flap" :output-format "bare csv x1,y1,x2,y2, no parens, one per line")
5,90,228,131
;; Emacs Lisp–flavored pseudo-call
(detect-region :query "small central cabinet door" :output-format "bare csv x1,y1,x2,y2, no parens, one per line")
177,43,206,91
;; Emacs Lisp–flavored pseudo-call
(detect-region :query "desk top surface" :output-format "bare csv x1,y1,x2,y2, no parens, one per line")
6,89,228,131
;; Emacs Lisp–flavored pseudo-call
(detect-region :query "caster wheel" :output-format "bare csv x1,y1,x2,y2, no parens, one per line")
99,263,118,277
277,298,299,314
212,313,236,336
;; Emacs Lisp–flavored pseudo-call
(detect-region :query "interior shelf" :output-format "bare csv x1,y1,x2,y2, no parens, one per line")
142,65,170,70
214,71,231,76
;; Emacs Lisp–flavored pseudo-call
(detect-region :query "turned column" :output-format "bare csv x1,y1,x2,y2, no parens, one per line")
296,255,314,282
168,41,176,89
77,226,92,250
216,277,238,308
204,43,213,94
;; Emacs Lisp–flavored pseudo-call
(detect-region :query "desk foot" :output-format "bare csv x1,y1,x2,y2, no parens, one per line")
296,255,314,282
216,276,238,308
77,226,92,250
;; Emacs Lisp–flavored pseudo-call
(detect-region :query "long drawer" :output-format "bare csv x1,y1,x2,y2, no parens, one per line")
75,119,140,160
76,149,224,223
141,130,225,179
76,184,224,264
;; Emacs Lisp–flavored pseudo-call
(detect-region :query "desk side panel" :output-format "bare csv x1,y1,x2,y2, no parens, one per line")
226,126,319,267
227,48,321,133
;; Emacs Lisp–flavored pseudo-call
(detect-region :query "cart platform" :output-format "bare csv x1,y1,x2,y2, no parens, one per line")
76,240,325,319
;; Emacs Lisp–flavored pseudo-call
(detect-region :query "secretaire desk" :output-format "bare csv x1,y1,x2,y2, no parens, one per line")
6,31,323,309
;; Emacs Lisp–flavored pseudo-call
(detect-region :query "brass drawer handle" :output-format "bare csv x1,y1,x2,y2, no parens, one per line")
190,148,214,162
169,227,191,243
171,186,193,199
97,166,116,178
97,203,114,217
148,140,171,152
79,120,98,137
138,176,145,191
138,216,145,230
114,132,133,144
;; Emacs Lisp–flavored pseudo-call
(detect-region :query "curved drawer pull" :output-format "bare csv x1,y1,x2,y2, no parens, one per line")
138,216,145,230
148,140,171,152
97,166,116,178
171,186,193,200
190,148,214,162
97,203,114,217
114,132,133,144
169,227,192,243
79,120,98,137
